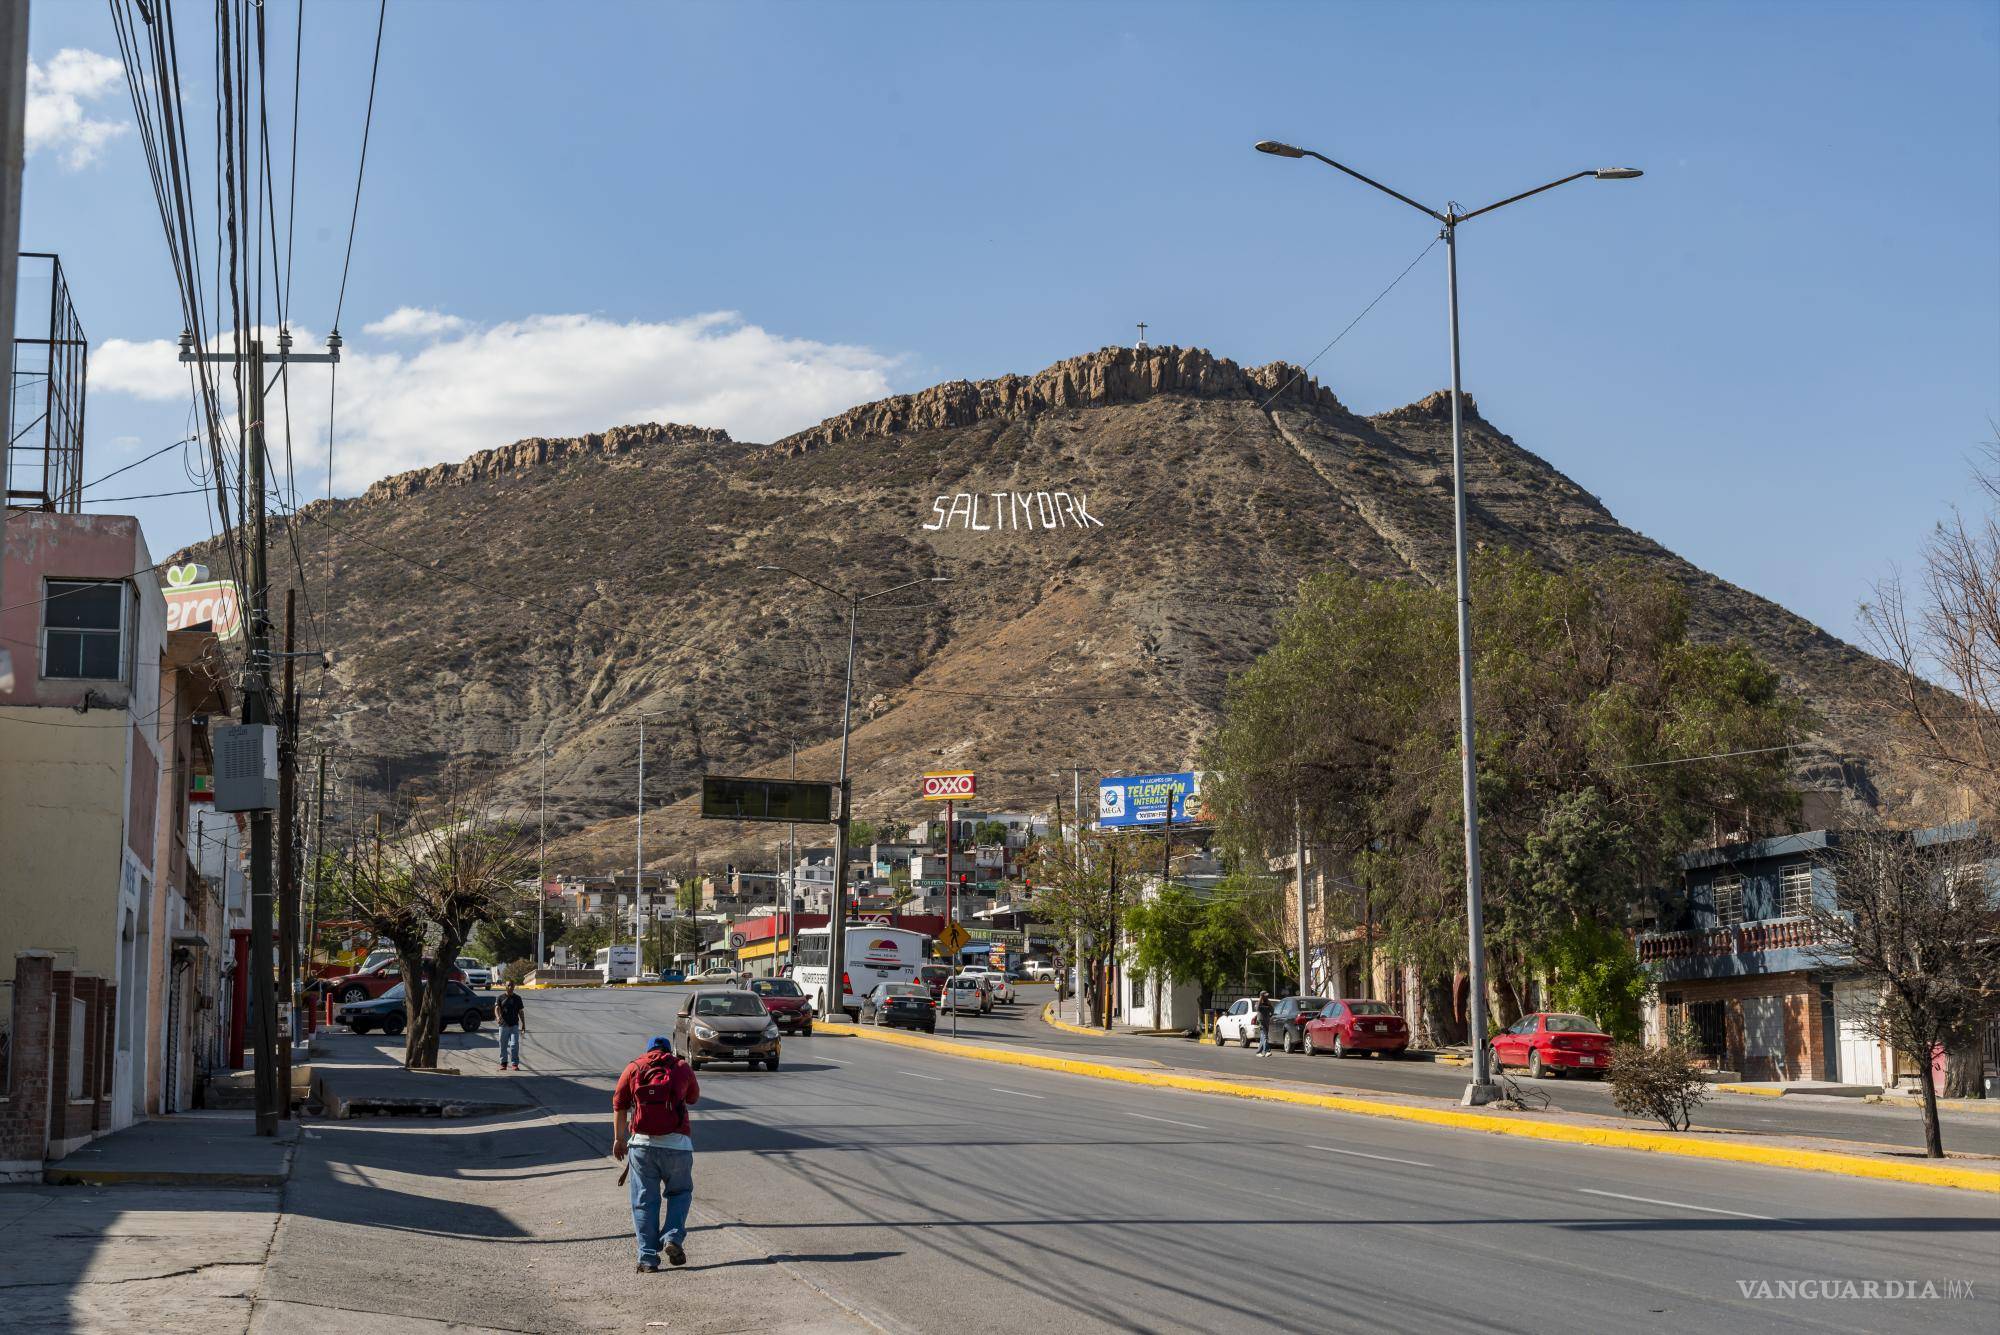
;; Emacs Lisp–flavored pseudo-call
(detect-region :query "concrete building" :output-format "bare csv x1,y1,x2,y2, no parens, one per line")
0,512,169,1132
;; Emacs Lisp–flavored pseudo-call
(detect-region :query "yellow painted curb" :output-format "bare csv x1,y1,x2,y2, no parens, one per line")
824,1021,2000,1195
1041,1002,1110,1038
1713,1084,1790,1098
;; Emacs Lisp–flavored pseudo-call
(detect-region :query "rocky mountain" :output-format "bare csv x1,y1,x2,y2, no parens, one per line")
222,345,1906,872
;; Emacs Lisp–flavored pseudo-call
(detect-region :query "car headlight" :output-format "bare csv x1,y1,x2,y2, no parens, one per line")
692,1024,717,1040
764,1023,780,1039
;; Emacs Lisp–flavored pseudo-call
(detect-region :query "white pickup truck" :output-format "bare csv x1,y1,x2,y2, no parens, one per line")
1022,961,1058,983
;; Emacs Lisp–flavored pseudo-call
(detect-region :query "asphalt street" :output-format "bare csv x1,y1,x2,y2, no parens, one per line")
254,986,2000,1334
960,989,2000,1157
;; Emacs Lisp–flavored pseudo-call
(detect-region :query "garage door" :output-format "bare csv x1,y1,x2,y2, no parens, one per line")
1742,995,1785,1079
1833,981,1889,1088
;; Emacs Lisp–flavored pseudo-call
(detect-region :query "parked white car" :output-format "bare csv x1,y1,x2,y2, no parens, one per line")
1022,961,1058,983
689,967,739,985
959,968,1014,1004
1213,998,1267,1047
455,957,494,989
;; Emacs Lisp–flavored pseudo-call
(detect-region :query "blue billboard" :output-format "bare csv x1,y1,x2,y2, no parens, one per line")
1096,771,1210,829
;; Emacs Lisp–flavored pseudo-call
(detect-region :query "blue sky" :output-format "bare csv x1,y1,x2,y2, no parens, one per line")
19,0,1999,649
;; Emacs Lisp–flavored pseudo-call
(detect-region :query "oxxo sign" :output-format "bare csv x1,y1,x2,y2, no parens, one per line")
921,770,976,801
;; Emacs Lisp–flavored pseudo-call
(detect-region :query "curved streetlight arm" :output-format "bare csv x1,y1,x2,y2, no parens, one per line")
756,563,844,601
1455,170,1598,224
857,575,950,606
1295,148,1445,222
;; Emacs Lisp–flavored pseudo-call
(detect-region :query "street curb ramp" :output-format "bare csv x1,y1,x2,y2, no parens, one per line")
821,1017,2000,1196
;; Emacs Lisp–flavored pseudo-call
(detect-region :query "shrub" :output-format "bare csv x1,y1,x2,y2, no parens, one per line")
1608,1038,1711,1131
499,958,535,985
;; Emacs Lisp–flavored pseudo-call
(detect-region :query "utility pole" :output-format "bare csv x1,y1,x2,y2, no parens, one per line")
635,716,646,982
1103,842,1118,1029
1294,799,1309,995
276,589,297,1117
944,798,956,967
0,0,27,622
308,751,327,1000
180,329,338,1137
536,745,547,966
785,740,797,974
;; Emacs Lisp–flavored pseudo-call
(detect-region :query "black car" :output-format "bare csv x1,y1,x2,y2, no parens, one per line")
860,982,936,1032
1270,996,1332,1054
336,981,492,1036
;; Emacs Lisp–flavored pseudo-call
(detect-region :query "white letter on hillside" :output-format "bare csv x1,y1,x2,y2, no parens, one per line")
923,497,948,531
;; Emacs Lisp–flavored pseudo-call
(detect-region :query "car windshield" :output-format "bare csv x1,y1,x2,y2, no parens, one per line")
1545,1014,1603,1034
693,993,768,1017
377,983,405,1001
883,984,928,997
750,979,802,997
1347,1001,1397,1015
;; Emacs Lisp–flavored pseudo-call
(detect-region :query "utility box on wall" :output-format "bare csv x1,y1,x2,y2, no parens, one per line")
212,723,278,811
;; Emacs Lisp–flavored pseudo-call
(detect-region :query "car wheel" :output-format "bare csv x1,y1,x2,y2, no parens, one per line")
690,1060,705,1071
350,1019,372,1035
802,1024,812,1037
382,1018,406,1037
1240,1034,1253,1049
1303,1030,1317,1056
340,986,369,1004
1213,1026,1226,1046
1486,1045,1503,1075
461,1013,481,1033
1530,1050,1553,1080
1282,1028,1296,1054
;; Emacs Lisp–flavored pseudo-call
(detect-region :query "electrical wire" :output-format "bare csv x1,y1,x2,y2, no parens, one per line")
1258,234,1442,412
330,0,387,334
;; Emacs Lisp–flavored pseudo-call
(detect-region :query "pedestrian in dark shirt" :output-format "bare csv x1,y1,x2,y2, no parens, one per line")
1254,991,1274,1056
496,981,527,1070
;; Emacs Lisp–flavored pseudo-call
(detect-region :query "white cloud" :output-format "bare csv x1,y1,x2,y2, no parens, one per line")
363,307,468,338
26,49,129,169
91,311,898,491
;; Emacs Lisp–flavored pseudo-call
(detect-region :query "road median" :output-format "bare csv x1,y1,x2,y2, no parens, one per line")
818,1018,2000,1195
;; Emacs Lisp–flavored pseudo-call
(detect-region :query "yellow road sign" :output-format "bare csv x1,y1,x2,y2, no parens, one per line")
937,920,970,955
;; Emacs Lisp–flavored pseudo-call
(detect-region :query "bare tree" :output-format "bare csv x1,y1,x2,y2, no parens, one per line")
1861,439,2000,821
400,806,532,1068
1808,825,1999,1157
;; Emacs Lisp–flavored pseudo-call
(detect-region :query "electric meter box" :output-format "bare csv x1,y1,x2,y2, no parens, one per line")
212,723,279,811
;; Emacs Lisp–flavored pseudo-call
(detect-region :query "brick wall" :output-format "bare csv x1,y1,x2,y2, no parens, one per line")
1659,972,1828,1080
44,969,115,1149
0,953,55,1169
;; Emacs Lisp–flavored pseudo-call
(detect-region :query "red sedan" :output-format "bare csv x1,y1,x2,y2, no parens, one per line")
1489,1012,1612,1078
1302,999,1409,1058
328,959,467,1004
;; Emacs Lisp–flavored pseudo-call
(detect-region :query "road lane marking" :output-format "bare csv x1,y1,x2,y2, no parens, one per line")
1577,1188,1773,1220
1309,1144,1434,1168
990,1087,1046,1099
898,1070,945,1082
1128,1112,1210,1130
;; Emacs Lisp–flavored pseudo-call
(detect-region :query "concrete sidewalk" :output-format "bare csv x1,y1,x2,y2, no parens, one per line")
307,1030,535,1119
42,1111,300,1188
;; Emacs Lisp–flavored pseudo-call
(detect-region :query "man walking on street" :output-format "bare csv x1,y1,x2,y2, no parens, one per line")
613,1036,700,1272
496,982,526,1070
1254,990,1273,1056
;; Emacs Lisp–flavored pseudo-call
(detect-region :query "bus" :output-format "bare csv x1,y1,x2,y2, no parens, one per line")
792,925,927,1018
594,944,639,983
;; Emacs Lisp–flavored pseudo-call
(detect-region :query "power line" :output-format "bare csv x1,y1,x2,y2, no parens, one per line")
1258,234,1441,412
330,0,388,333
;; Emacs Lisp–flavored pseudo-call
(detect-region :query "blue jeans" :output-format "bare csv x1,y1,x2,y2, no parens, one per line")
497,1025,521,1066
1256,1020,1269,1053
627,1144,694,1264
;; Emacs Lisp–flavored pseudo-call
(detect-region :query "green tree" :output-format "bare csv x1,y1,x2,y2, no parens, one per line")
1207,552,1806,1038
1122,882,1263,1024
849,818,878,848
974,820,1010,847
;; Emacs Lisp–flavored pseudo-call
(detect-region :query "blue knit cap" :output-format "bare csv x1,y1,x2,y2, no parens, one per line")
648,1036,672,1051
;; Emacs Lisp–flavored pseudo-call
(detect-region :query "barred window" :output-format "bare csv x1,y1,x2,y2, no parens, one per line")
1778,864,1814,918
1713,876,1744,928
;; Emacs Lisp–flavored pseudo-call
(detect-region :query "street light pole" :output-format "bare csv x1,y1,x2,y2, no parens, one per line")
536,745,547,967
1253,139,1640,1104
759,565,951,1019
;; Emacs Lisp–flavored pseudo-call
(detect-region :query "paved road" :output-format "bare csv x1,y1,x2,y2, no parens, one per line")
250,985,2000,1334
952,991,2000,1157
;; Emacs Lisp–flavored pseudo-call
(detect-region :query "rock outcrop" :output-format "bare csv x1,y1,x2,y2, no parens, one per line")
359,422,732,503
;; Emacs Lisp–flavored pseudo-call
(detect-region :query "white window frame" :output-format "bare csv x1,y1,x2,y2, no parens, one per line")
41,577,128,682
1712,875,1745,928
1777,864,1814,919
